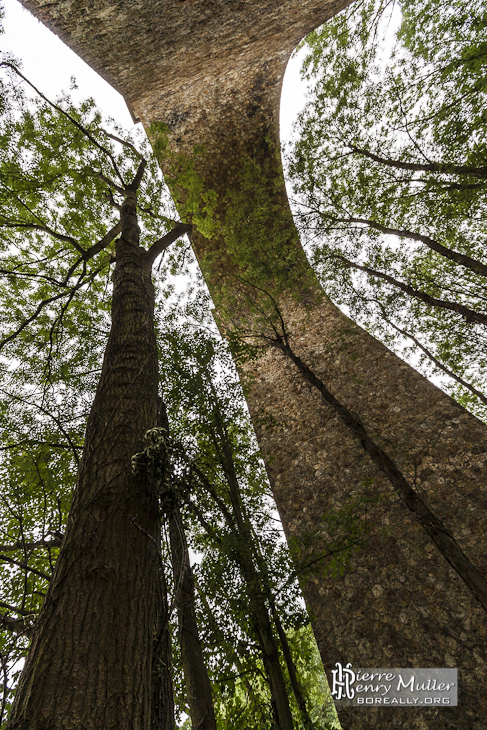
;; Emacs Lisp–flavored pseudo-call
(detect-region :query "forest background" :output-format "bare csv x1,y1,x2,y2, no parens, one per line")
0,0,486,727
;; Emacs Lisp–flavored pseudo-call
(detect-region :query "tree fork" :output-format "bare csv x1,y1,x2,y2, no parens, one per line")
6,183,167,730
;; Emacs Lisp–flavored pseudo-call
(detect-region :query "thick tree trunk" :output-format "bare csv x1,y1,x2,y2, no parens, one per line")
6,189,167,730
167,506,217,730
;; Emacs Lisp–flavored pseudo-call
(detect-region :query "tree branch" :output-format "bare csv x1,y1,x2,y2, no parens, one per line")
335,214,487,278
348,144,487,179
0,601,36,618
143,223,192,268
0,214,85,256
0,554,51,581
99,129,145,160
2,62,126,186
128,159,147,192
0,614,35,637
375,304,487,406
0,536,63,554
331,252,487,326
0,387,82,467
84,167,125,195
0,264,107,357
81,221,122,262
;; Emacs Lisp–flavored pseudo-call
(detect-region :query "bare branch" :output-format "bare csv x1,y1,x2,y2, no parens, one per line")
84,167,125,195
0,536,63,554
0,220,85,255
0,601,36,618
81,221,122,262
99,129,145,160
376,304,487,406
107,188,121,211
0,614,35,637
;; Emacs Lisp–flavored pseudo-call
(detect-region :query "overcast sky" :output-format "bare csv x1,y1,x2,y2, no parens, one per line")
2,0,307,142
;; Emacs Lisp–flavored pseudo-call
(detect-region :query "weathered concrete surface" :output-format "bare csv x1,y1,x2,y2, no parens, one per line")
18,1,487,728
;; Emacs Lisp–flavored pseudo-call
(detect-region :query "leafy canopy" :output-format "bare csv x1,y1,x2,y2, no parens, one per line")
288,0,487,419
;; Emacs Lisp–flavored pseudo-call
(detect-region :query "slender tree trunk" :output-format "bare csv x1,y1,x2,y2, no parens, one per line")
6,187,168,730
208,401,295,730
168,506,217,730
269,603,314,730
229,540,295,730
189,479,296,730
224,491,301,730
251,606,295,730
274,335,487,614
151,564,176,730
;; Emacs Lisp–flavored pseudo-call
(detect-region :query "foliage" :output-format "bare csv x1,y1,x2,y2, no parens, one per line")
0,57,183,724
156,300,341,728
288,0,487,419
0,53,340,729
149,122,220,240
287,627,340,730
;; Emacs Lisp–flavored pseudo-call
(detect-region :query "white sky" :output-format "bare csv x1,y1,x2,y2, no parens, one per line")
2,0,135,125
2,0,307,142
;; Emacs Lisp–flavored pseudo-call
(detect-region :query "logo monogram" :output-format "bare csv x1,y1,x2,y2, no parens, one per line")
331,662,356,700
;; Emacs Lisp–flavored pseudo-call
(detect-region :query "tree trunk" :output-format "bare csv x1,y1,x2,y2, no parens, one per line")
270,604,315,730
273,335,487,613
251,604,295,730
151,564,176,730
6,188,167,730
210,408,295,730
168,506,217,730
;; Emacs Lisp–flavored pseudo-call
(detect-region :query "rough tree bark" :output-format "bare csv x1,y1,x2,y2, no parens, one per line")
151,565,176,730
153,400,217,730
6,181,170,730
